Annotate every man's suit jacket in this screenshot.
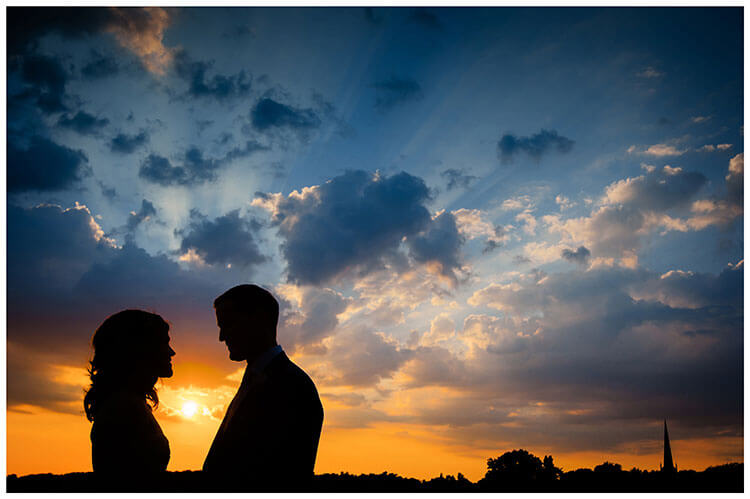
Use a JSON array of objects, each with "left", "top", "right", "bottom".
[{"left": 203, "top": 352, "right": 323, "bottom": 490}]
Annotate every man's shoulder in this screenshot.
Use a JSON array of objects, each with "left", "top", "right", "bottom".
[{"left": 268, "top": 353, "right": 320, "bottom": 396}]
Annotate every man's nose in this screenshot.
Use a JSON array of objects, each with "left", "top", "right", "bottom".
[
  {"left": 219, "top": 329, "right": 225, "bottom": 342},
  {"left": 169, "top": 346, "right": 176, "bottom": 357}
]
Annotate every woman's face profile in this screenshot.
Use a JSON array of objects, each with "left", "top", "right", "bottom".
[{"left": 149, "top": 329, "right": 175, "bottom": 378}]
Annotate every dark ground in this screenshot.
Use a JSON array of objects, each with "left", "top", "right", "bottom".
[{"left": 7, "top": 464, "right": 743, "bottom": 493}]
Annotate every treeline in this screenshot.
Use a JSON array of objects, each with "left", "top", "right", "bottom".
[{"left": 7, "top": 449, "right": 743, "bottom": 492}]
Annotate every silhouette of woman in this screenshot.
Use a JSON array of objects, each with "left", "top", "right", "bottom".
[{"left": 84, "top": 310, "right": 175, "bottom": 475}]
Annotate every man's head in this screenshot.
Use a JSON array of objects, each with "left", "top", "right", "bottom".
[{"left": 214, "top": 284, "right": 279, "bottom": 362}]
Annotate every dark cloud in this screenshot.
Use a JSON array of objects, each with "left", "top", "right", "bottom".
[
  {"left": 8, "top": 203, "right": 115, "bottom": 300},
  {"left": 513, "top": 254, "right": 532, "bottom": 264},
  {"left": 317, "top": 328, "right": 414, "bottom": 387},
  {"left": 373, "top": 77, "right": 422, "bottom": 111},
  {"left": 98, "top": 181, "right": 117, "bottom": 200},
  {"left": 57, "top": 110, "right": 109, "bottom": 135},
  {"left": 441, "top": 168, "right": 477, "bottom": 190},
  {"left": 109, "top": 129, "right": 150, "bottom": 154},
  {"left": 173, "top": 50, "right": 252, "bottom": 101},
  {"left": 177, "top": 209, "right": 266, "bottom": 268},
  {"left": 139, "top": 154, "right": 190, "bottom": 186},
  {"left": 250, "top": 97, "right": 321, "bottom": 132},
  {"left": 605, "top": 166, "right": 707, "bottom": 212},
  {"left": 176, "top": 146, "right": 221, "bottom": 183},
  {"left": 223, "top": 140, "right": 269, "bottom": 162},
  {"left": 561, "top": 245, "right": 591, "bottom": 266},
  {"left": 8, "top": 7, "right": 168, "bottom": 57},
  {"left": 422, "top": 264, "right": 745, "bottom": 450},
  {"left": 139, "top": 141, "right": 267, "bottom": 186},
  {"left": 406, "top": 9, "right": 444, "bottom": 30},
  {"left": 18, "top": 53, "right": 69, "bottom": 113},
  {"left": 126, "top": 199, "right": 157, "bottom": 232},
  {"left": 498, "top": 129, "right": 575, "bottom": 163},
  {"left": 258, "top": 170, "right": 436, "bottom": 285},
  {"left": 483, "top": 226, "right": 508, "bottom": 254},
  {"left": 81, "top": 50, "right": 119, "bottom": 79},
  {"left": 279, "top": 287, "right": 349, "bottom": 354},
  {"left": 7, "top": 202, "right": 228, "bottom": 412},
  {"left": 8, "top": 135, "right": 88, "bottom": 193},
  {"left": 408, "top": 211, "right": 465, "bottom": 283},
  {"left": 725, "top": 153, "right": 743, "bottom": 209},
  {"left": 8, "top": 7, "right": 118, "bottom": 56},
  {"left": 8, "top": 344, "right": 86, "bottom": 415}
]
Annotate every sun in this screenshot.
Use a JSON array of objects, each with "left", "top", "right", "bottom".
[{"left": 181, "top": 400, "right": 199, "bottom": 419}]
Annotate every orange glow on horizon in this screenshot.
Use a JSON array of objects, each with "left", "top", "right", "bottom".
[{"left": 6, "top": 363, "right": 744, "bottom": 481}]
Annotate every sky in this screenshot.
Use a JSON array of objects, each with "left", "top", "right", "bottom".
[{"left": 6, "top": 7, "right": 744, "bottom": 480}]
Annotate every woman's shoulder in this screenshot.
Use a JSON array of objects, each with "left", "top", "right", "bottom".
[{"left": 93, "top": 392, "right": 152, "bottom": 426}]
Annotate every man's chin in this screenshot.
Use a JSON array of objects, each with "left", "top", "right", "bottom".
[{"left": 228, "top": 351, "right": 246, "bottom": 362}]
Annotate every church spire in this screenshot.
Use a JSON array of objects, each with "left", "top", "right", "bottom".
[{"left": 662, "top": 419, "right": 676, "bottom": 473}]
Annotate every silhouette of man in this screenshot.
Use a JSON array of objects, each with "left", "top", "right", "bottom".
[{"left": 203, "top": 284, "right": 324, "bottom": 491}]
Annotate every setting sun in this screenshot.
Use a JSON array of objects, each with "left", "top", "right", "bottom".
[{"left": 181, "top": 401, "right": 199, "bottom": 419}]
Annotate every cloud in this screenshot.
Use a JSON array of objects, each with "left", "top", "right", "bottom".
[
  {"left": 686, "top": 153, "right": 743, "bottom": 230},
  {"left": 139, "top": 142, "right": 265, "bottom": 186},
  {"left": 8, "top": 344, "right": 88, "bottom": 415},
  {"left": 8, "top": 203, "right": 115, "bottom": 301},
  {"left": 629, "top": 143, "right": 687, "bottom": 156},
  {"left": 8, "top": 7, "right": 174, "bottom": 75},
  {"left": 691, "top": 115, "right": 711, "bottom": 124},
  {"left": 277, "top": 285, "right": 349, "bottom": 354},
  {"left": 498, "top": 129, "right": 574, "bottom": 163},
  {"left": 57, "top": 110, "right": 109, "bottom": 135},
  {"left": 254, "top": 170, "right": 467, "bottom": 286},
  {"left": 17, "top": 53, "right": 68, "bottom": 113},
  {"left": 441, "top": 168, "right": 477, "bottom": 190},
  {"left": 561, "top": 246, "right": 591, "bottom": 266},
  {"left": 126, "top": 199, "right": 157, "bottom": 232},
  {"left": 250, "top": 97, "right": 321, "bottom": 133},
  {"left": 314, "top": 327, "right": 414, "bottom": 387},
  {"left": 407, "top": 211, "right": 465, "bottom": 284},
  {"left": 555, "top": 194, "right": 575, "bottom": 210},
  {"left": 110, "top": 129, "right": 150, "bottom": 154},
  {"left": 173, "top": 49, "right": 252, "bottom": 101},
  {"left": 373, "top": 77, "right": 423, "bottom": 111},
  {"left": 177, "top": 209, "right": 266, "bottom": 269},
  {"left": 452, "top": 208, "right": 510, "bottom": 253},
  {"left": 139, "top": 154, "right": 191, "bottom": 186},
  {"left": 602, "top": 165, "right": 707, "bottom": 212},
  {"left": 501, "top": 195, "right": 534, "bottom": 211},
  {"left": 104, "top": 7, "right": 174, "bottom": 75},
  {"left": 543, "top": 162, "right": 735, "bottom": 266},
  {"left": 81, "top": 50, "right": 119, "bottom": 79},
  {"left": 697, "top": 143, "right": 732, "bottom": 152},
  {"left": 8, "top": 136, "right": 89, "bottom": 193}
]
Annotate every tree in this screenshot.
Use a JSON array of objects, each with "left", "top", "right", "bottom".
[
  {"left": 483, "top": 449, "right": 545, "bottom": 486},
  {"left": 542, "top": 455, "right": 563, "bottom": 480},
  {"left": 594, "top": 461, "right": 623, "bottom": 473}
]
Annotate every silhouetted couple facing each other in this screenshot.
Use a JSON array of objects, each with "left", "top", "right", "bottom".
[{"left": 84, "top": 284, "right": 324, "bottom": 490}]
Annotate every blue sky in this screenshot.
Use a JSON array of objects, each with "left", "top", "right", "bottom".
[{"left": 7, "top": 7, "right": 744, "bottom": 474}]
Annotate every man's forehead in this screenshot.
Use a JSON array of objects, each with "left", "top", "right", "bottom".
[{"left": 216, "top": 302, "right": 257, "bottom": 319}]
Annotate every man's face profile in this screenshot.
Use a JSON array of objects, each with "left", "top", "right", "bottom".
[
  {"left": 216, "top": 302, "right": 271, "bottom": 362},
  {"left": 216, "top": 304, "right": 252, "bottom": 361}
]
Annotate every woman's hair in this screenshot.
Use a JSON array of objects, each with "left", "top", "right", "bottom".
[{"left": 84, "top": 310, "right": 169, "bottom": 422}]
